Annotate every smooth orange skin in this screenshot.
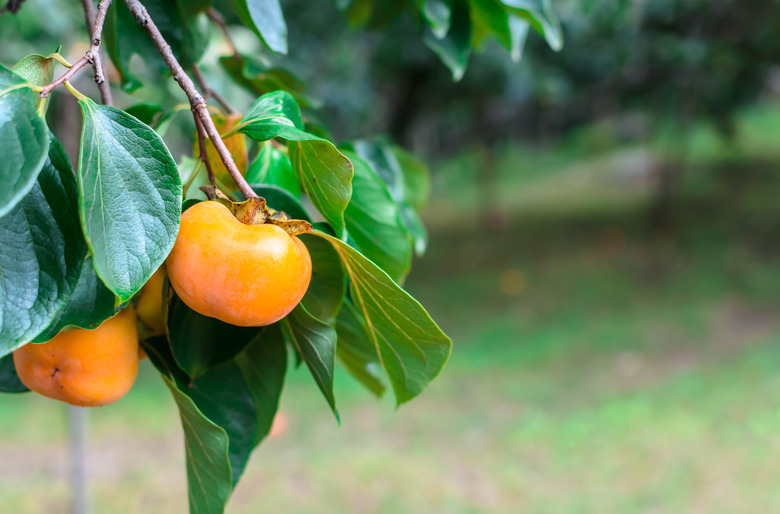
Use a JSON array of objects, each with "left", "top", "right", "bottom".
[
  {"left": 166, "top": 201, "right": 312, "bottom": 327},
  {"left": 13, "top": 308, "right": 140, "bottom": 407},
  {"left": 136, "top": 267, "right": 166, "bottom": 336}
]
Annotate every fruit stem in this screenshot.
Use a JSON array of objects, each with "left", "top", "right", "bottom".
[{"left": 123, "top": 0, "right": 258, "bottom": 200}]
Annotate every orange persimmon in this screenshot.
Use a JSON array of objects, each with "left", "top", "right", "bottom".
[{"left": 166, "top": 201, "right": 312, "bottom": 326}]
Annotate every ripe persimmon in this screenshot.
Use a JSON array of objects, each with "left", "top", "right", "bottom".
[
  {"left": 13, "top": 307, "right": 140, "bottom": 407},
  {"left": 136, "top": 267, "right": 166, "bottom": 337},
  {"left": 166, "top": 201, "right": 312, "bottom": 327}
]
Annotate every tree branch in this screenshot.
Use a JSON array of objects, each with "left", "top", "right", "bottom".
[
  {"left": 206, "top": 8, "right": 238, "bottom": 57},
  {"left": 40, "top": 56, "right": 92, "bottom": 97},
  {"left": 123, "top": 0, "right": 256, "bottom": 200},
  {"left": 84, "top": 0, "right": 114, "bottom": 106},
  {"left": 192, "top": 65, "right": 236, "bottom": 114},
  {"left": 41, "top": 0, "right": 112, "bottom": 102}
]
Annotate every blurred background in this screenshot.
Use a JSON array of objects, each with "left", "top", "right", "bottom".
[{"left": 3, "top": 0, "right": 780, "bottom": 511}]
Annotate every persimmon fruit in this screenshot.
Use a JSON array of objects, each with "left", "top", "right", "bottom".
[
  {"left": 136, "top": 267, "right": 166, "bottom": 337},
  {"left": 13, "top": 307, "right": 140, "bottom": 407},
  {"left": 166, "top": 201, "right": 312, "bottom": 327}
]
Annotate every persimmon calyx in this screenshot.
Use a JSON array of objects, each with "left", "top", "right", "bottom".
[{"left": 199, "top": 185, "right": 312, "bottom": 236}]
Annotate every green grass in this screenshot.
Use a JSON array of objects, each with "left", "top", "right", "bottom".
[{"left": 4, "top": 103, "right": 780, "bottom": 513}]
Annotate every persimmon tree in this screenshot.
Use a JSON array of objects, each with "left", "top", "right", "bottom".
[{"left": 0, "top": 0, "right": 561, "bottom": 512}]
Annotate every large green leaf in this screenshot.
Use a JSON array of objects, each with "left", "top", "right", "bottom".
[
  {"left": 246, "top": 142, "right": 301, "bottom": 198},
  {"left": 0, "top": 64, "right": 49, "bottom": 217},
  {"left": 392, "top": 145, "right": 431, "bottom": 213},
  {"left": 299, "top": 233, "right": 346, "bottom": 324},
  {"left": 352, "top": 141, "right": 429, "bottom": 256},
  {"left": 469, "top": 0, "right": 512, "bottom": 50},
  {"left": 336, "top": 301, "right": 386, "bottom": 397},
  {"left": 0, "top": 354, "right": 28, "bottom": 393},
  {"left": 233, "top": 323, "right": 287, "bottom": 446},
  {"left": 342, "top": 150, "right": 412, "bottom": 282},
  {"left": 314, "top": 232, "right": 451, "bottom": 405},
  {"left": 423, "top": 0, "right": 472, "bottom": 80},
  {"left": 219, "top": 55, "right": 317, "bottom": 109},
  {"left": 163, "top": 377, "right": 233, "bottom": 514},
  {"left": 31, "top": 256, "right": 119, "bottom": 343},
  {"left": 232, "top": 0, "right": 288, "bottom": 54},
  {"left": 167, "top": 291, "right": 264, "bottom": 380},
  {"left": 501, "top": 0, "right": 562, "bottom": 51},
  {"left": 187, "top": 361, "right": 257, "bottom": 485},
  {"left": 0, "top": 137, "right": 86, "bottom": 357},
  {"left": 76, "top": 99, "right": 182, "bottom": 303},
  {"left": 237, "top": 92, "right": 353, "bottom": 236},
  {"left": 421, "top": 0, "right": 453, "bottom": 38},
  {"left": 282, "top": 304, "right": 339, "bottom": 419},
  {"left": 104, "top": 0, "right": 210, "bottom": 90}
]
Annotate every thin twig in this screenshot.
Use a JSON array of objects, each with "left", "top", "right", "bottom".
[
  {"left": 123, "top": 0, "right": 256, "bottom": 200},
  {"left": 191, "top": 65, "right": 236, "bottom": 114},
  {"left": 206, "top": 8, "right": 239, "bottom": 57},
  {"left": 195, "top": 116, "right": 216, "bottom": 187},
  {"left": 0, "top": 0, "right": 26, "bottom": 17},
  {"left": 81, "top": 0, "right": 96, "bottom": 31},
  {"left": 41, "top": 0, "right": 112, "bottom": 102},
  {"left": 87, "top": 0, "right": 114, "bottom": 105},
  {"left": 40, "top": 56, "right": 91, "bottom": 97}
]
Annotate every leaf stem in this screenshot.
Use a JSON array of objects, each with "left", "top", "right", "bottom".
[
  {"left": 122, "top": 0, "right": 257, "bottom": 200},
  {"left": 191, "top": 64, "right": 237, "bottom": 114}
]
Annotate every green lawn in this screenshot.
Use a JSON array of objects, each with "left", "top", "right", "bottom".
[{"left": 3, "top": 105, "right": 780, "bottom": 513}]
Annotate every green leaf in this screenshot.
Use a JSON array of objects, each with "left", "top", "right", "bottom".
[
  {"left": 421, "top": 0, "right": 453, "bottom": 38},
  {"left": 469, "top": 0, "right": 512, "bottom": 50},
  {"left": 400, "top": 204, "right": 429, "bottom": 256},
  {"left": 246, "top": 142, "right": 301, "bottom": 197},
  {"left": 232, "top": 0, "right": 288, "bottom": 54},
  {"left": 352, "top": 141, "right": 403, "bottom": 201},
  {"left": 154, "top": 326, "right": 287, "bottom": 489},
  {"left": 219, "top": 55, "right": 318, "bottom": 109},
  {"left": 313, "top": 232, "right": 451, "bottom": 405},
  {"left": 299, "top": 233, "right": 346, "bottom": 324},
  {"left": 508, "top": 15, "right": 530, "bottom": 61},
  {"left": 353, "top": 142, "right": 430, "bottom": 255},
  {"left": 187, "top": 361, "right": 257, "bottom": 485},
  {"left": 238, "top": 92, "right": 353, "bottom": 236},
  {"left": 0, "top": 354, "right": 28, "bottom": 393},
  {"left": 336, "top": 301, "right": 386, "bottom": 397},
  {"left": 241, "top": 90, "right": 304, "bottom": 132},
  {"left": 32, "top": 256, "right": 120, "bottom": 343},
  {"left": 249, "top": 185, "right": 309, "bottom": 221},
  {"left": 76, "top": 99, "right": 182, "bottom": 303},
  {"left": 12, "top": 53, "right": 56, "bottom": 86},
  {"left": 104, "top": 0, "right": 210, "bottom": 90},
  {"left": 234, "top": 323, "right": 287, "bottom": 445},
  {"left": 0, "top": 64, "right": 50, "bottom": 218},
  {"left": 342, "top": 150, "right": 412, "bottom": 282},
  {"left": 163, "top": 376, "right": 233, "bottom": 514},
  {"left": 0, "top": 137, "right": 86, "bottom": 357},
  {"left": 167, "top": 291, "right": 264, "bottom": 380},
  {"left": 423, "top": 0, "right": 472, "bottom": 80},
  {"left": 282, "top": 304, "right": 339, "bottom": 420},
  {"left": 501, "top": 0, "right": 563, "bottom": 51}
]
